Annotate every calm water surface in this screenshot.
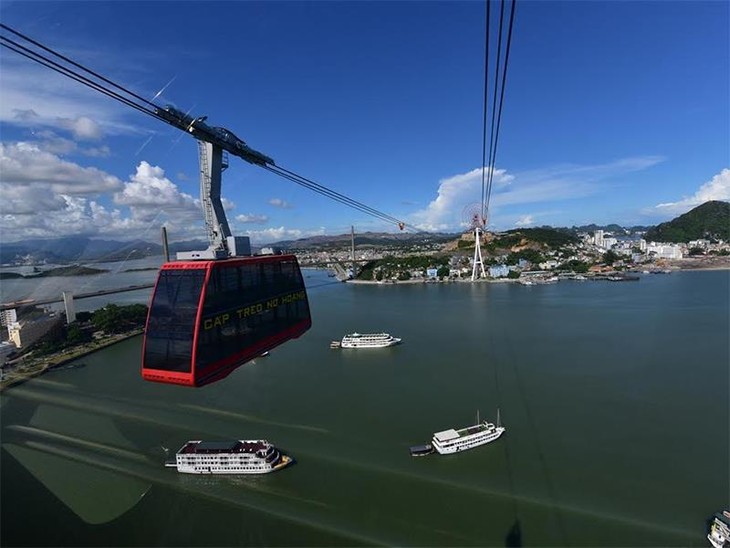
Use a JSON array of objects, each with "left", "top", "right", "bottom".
[{"left": 1, "top": 270, "right": 728, "bottom": 546}]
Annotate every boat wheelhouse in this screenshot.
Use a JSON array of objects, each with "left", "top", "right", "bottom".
[
  {"left": 431, "top": 411, "right": 504, "bottom": 455},
  {"left": 340, "top": 333, "right": 401, "bottom": 348},
  {"left": 165, "top": 440, "right": 291, "bottom": 474}
]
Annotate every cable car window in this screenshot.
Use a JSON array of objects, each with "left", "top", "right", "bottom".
[
  {"left": 196, "top": 260, "right": 310, "bottom": 370},
  {"left": 143, "top": 268, "right": 206, "bottom": 372}
]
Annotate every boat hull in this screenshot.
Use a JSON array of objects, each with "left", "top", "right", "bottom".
[
  {"left": 175, "top": 454, "right": 292, "bottom": 475},
  {"left": 340, "top": 339, "right": 400, "bottom": 348}
]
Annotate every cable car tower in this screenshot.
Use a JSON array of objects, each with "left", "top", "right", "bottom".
[
  {"left": 463, "top": 203, "right": 487, "bottom": 281},
  {"left": 155, "top": 106, "right": 274, "bottom": 259}
]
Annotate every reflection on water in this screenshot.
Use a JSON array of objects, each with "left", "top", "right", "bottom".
[{"left": 1, "top": 270, "right": 727, "bottom": 546}]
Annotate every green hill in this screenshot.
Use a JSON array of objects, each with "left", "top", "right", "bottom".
[{"left": 644, "top": 201, "right": 730, "bottom": 243}]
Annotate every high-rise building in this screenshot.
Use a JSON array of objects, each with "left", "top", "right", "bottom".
[
  {"left": 63, "top": 291, "right": 76, "bottom": 324},
  {"left": 594, "top": 230, "right": 604, "bottom": 248}
]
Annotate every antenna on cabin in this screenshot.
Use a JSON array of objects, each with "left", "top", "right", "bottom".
[{"left": 463, "top": 203, "right": 488, "bottom": 281}]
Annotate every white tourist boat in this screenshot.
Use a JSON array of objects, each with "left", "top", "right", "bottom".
[
  {"left": 165, "top": 440, "right": 292, "bottom": 474},
  {"left": 431, "top": 410, "right": 505, "bottom": 455},
  {"left": 708, "top": 510, "right": 730, "bottom": 548},
  {"left": 339, "top": 332, "right": 401, "bottom": 348}
]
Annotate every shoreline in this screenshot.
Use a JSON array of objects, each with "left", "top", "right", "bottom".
[
  {"left": 345, "top": 264, "right": 729, "bottom": 285},
  {"left": 0, "top": 329, "right": 143, "bottom": 391}
]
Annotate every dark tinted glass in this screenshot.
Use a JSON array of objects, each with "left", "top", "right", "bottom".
[
  {"left": 144, "top": 269, "right": 206, "bottom": 372},
  {"left": 197, "top": 258, "right": 310, "bottom": 369}
]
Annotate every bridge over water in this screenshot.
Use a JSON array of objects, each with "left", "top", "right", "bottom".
[{"left": 0, "top": 284, "right": 155, "bottom": 312}]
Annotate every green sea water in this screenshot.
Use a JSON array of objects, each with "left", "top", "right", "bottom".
[{"left": 1, "top": 270, "right": 728, "bottom": 546}]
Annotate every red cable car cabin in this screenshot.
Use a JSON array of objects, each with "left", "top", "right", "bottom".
[{"left": 142, "top": 255, "right": 311, "bottom": 387}]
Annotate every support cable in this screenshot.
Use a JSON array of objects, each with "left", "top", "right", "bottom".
[
  {"left": 484, "top": 0, "right": 517, "bottom": 214},
  {"left": 480, "top": 0, "right": 491, "bottom": 223},
  {"left": 0, "top": 38, "right": 161, "bottom": 122},
  {"left": 484, "top": 0, "right": 506, "bottom": 221},
  {"left": 264, "top": 165, "right": 420, "bottom": 232},
  {"left": 0, "top": 23, "right": 159, "bottom": 110}
]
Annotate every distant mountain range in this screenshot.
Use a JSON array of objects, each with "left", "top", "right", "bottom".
[
  {"left": 0, "top": 237, "right": 208, "bottom": 266},
  {"left": 1, "top": 201, "right": 725, "bottom": 264},
  {"left": 274, "top": 231, "right": 457, "bottom": 250}
]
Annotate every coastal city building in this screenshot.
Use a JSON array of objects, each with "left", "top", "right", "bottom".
[
  {"left": 646, "top": 243, "right": 683, "bottom": 259},
  {"left": 6, "top": 311, "right": 62, "bottom": 349},
  {"left": 594, "top": 230, "right": 604, "bottom": 248}
]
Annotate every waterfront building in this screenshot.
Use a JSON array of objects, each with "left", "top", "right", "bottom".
[
  {"left": 0, "top": 309, "right": 17, "bottom": 328},
  {"left": 8, "top": 313, "right": 62, "bottom": 349},
  {"left": 489, "top": 265, "right": 509, "bottom": 278},
  {"left": 647, "top": 243, "right": 683, "bottom": 259}
]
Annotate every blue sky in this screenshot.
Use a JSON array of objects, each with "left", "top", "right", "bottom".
[{"left": 0, "top": 1, "right": 727, "bottom": 244}]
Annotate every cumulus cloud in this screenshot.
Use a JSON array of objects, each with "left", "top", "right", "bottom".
[
  {"left": 114, "top": 161, "right": 201, "bottom": 224},
  {"left": 0, "top": 142, "right": 122, "bottom": 194},
  {"left": 242, "top": 226, "right": 326, "bottom": 244},
  {"left": 514, "top": 215, "right": 535, "bottom": 227},
  {"left": 0, "top": 149, "right": 206, "bottom": 241},
  {"left": 236, "top": 213, "right": 269, "bottom": 224},
  {"left": 409, "top": 167, "right": 513, "bottom": 231},
  {"left": 651, "top": 168, "right": 730, "bottom": 216},
  {"left": 1, "top": 195, "right": 148, "bottom": 241},
  {"left": 269, "top": 198, "right": 293, "bottom": 209}
]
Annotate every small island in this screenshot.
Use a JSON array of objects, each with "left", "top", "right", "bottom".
[{"left": 0, "top": 266, "right": 109, "bottom": 280}]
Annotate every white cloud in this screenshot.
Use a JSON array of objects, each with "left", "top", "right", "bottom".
[
  {"left": 0, "top": 148, "right": 206, "bottom": 241},
  {"left": 115, "top": 161, "right": 196, "bottom": 208},
  {"left": 651, "top": 168, "right": 730, "bottom": 216},
  {"left": 0, "top": 142, "right": 122, "bottom": 194},
  {"left": 114, "top": 162, "right": 202, "bottom": 226},
  {"left": 242, "top": 226, "right": 326, "bottom": 244},
  {"left": 410, "top": 156, "right": 665, "bottom": 231},
  {"left": 409, "top": 167, "right": 513, "bottom": 231},
  {"left": 236, "top": 213, "right": 269, "bottom": 224},
  {"left": 57, "top": 116, "right": 103, "bottom": 140},
  {"left": 269, "top": 198, "right": 293, "bottom": 209},
  {"left": 514, "top": 215, "right": 535, "bottom": 227}
]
